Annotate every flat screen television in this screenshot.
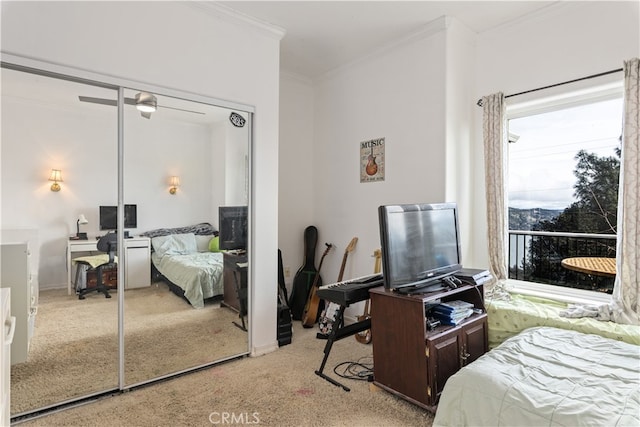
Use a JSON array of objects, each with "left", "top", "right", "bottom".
[
  {"left": 219, "top": 206, "right": 248, "bottom": 251},
  {"left": 378, "top": 202, "right": 462, "bottom": 293},
  {"left": 99, "top": 205, "right": 137, "bottom": 231}
]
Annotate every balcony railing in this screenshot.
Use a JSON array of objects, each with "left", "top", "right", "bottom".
[{"left": 508, "top": 230, "right": 616, "bottom": 294}]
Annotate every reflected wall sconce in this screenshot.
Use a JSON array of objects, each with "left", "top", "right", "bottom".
[
  {"left": 48, "top": 169, "right": 63, "bottom": 192},
  {"left": 169, "top": 176, "right": 180, "bottom": 195},
  {"left": 75, "top": 214, "right": 88, "bottom": 240}
]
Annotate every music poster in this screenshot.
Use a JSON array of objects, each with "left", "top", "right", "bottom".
[{"left": 360, "top": 137, "right": 385, "bottom": 183}]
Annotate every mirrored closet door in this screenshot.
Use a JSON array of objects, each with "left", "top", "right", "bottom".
[
  {"left": 0, "top": 61, "right": 252, "bottom": 418},
  {"left": 121, "top": 87, "right": 250, "bottom": 386},
  {"left": 1, "top": 67, "right": 120, "bottom": 415}
]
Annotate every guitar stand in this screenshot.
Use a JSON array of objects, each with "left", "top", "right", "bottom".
[{"left": 314, "top": 304, "right": 372, "bottom": 392}]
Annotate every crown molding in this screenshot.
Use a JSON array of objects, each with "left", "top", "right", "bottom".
[
  {"left": 188, "top": 1, "right": 286, "bottom": 40},
  {"left": 478, "top": 1, "right": 571, "bottom": 35},
  {"left": 319, "top": 15, "right": 451, "bottom": 84},
  {"left": 280, "top": 70, "right": 314, "bottom": 86}
]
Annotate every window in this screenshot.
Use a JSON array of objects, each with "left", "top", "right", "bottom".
[{"left": 506, "top": 87, "right": 622, "bottom": 297}]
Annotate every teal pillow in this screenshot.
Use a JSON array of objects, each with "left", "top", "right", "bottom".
[{"left": 208, "top": 236, "right": 220, "bottom": 252}]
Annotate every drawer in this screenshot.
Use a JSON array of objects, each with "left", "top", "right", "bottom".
[{"left": 70, "top": 242, "right": 97, "bottom": 252}]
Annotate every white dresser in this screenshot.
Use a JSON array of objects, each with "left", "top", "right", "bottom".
[
  {"left": 0, "top": 242, "right": 35, "bottom": 365},
  {"left": 1, "top": 288, "right": 14, "bottom": 427}
]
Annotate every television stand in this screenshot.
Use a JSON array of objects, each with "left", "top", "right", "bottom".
[{"left": 370, "top": 284, "right": 488, "bottom": 411}]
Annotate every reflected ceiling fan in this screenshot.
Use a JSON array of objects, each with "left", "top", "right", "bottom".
[{"left": 78, "top": 92, "right": 204, "bottom": 119}]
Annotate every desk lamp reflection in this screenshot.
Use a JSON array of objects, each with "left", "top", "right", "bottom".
[{"left": 75, "top": 214, "right": 89, "bottom": 240}]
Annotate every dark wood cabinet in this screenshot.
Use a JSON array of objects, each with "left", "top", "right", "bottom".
[
  {"left": 86, "top": 265, "right": 118, "bottom": 289},
  {"left": 426, "top": 315, "right": 487, "bottom": 400},
  {"left": 222, "top": 252, "right": 247, "bottom": 312},
  {"left": 370, "top": 284, "right": 488, "bottom": 412}
]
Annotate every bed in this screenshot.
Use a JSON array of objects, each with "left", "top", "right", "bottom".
[
  {"left": 142, "top": 223, "right": 224, "bottom": 309},
  {"left": 433, "top": 326, "right": 640, "bottom": 426}
]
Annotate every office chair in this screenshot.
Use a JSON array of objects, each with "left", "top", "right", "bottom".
[{"left": 75, "top": 233, "right": 117, "bottom": 300}]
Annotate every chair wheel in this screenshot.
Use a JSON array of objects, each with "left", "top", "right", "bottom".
[
  {"left": 105, "top": 294, "right": 111, "bottom": 298},
  {"left": 79, "top": 295, "right": 85, "bottom": 300}
]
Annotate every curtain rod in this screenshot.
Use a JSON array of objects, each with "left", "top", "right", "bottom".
[{"left": 476, "top": 67, "right": 624, "bottom": 107}]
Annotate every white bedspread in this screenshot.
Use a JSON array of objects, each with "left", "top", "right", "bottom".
[
  {"left": 434, "top": 326, "right": 640, "bottom": 426},
  {"left": 152, "top": 251, "right": 224, "bottom": 309}
]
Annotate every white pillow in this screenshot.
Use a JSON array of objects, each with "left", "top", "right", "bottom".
[
  {"left": 195, "top": 235, "right": 214, "bottom": 252},
  {"left": 152, "top": 233, "right": 198, "bottom": 258},
  {"left": 151, "top": 235, "right": 171, "bottom": 253}
]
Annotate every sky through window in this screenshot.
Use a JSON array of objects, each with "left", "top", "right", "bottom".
[{"left": 508, "top": 97, "right": 623, "bottom": 210}]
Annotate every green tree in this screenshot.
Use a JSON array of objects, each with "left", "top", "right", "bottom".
[
  {"left": 522, "top": 144, "right": 620, "bottom": 291},
  {"left": 537, "top": 145, "right": 620, "bottom": 234}
]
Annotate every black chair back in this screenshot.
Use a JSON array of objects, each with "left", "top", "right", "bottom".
[{"left": 97, "top": 233, "right": 118, "bottom": 263}]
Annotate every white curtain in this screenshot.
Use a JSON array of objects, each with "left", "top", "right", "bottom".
[
  {"left": 482, "top": 93, "right": 508, "bottom": 284},
  {"left": 481, "top": 60, "right": 640, "bottom": 325},
  {"left": 611, "top": 57, "right": 640, "bottom": 325}
]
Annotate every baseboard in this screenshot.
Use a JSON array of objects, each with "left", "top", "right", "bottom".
[
  {"left": 38, "top": 283, "right": 67, "bottom": 291},
  {"left": 250, "top": 341, "right": 279, "bottom": 357}
]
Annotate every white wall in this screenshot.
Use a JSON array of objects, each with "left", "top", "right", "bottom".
[
  {"left": 1, "top": 93, "right": 218, "bottom": 287},
  {"left": 278, "top": 18, "right": 452, "bottom": 318},
  {"left": 444, "top": 17, "right": 478, "bottom": 269},
  {"left": 313, "top": 21, "right": 449, "bottom": 281},
  {"left": 0, "top": 1, "right": 282, "bottom": 354},
  {"left": 278, "top": 1, "right": 639, "bottom": 318},
  {"left": 469, "top": 1, "right": 640, "bottom": 268},
  {"left": 224, "top": 121, "right": 250, "bottom": 206},
  {"left": 278, "top": 74, "right": 315, "bottom": 289}
]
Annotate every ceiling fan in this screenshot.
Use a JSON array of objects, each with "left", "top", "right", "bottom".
[{"left": 78, "top": 92, "right": 204, "bottom": 119}]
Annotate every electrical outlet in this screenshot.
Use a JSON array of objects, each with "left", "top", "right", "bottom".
[{"left": 284, "top": 267, "right": 291, "bottom": 278}]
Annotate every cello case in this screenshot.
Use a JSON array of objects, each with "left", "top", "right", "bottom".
[{"left": 288, "top": 225, "right": 321, "bottom": 320}]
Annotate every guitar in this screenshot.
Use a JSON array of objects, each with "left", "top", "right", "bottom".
[
  {"left": 301, "top": 243, "right": 333, "bottom": 328},
  {"left": 355, "top": 248, "right": 381, "bottom": 344},
  {"left": 318, "top": 237, "right": 358, "bottom": 335},
  {"left": 365, "top": 145, "right": 378, "bottom": 176},
  {"left": 288, "top": 226, "right": 319, "bottom": 320}
]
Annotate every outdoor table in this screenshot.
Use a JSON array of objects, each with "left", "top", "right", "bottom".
[{"left": 561, "top": 257, "right": 616, "bottom": 278}]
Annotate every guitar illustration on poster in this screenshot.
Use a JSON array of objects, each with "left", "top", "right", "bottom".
[{"left": 360, "top": 137, "right": 385, "bottom": 183}]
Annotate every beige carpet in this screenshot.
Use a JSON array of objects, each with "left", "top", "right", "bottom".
[
  {"left": 11, "top": 285, "right": 248, "bottom": 414},
  {"left": 18, "top": 319, "right": 435, "bottom": 427}
]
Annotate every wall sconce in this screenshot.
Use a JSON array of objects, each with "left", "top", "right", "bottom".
[
  {"left": 169, "top": 176, "right": 180, "bottom": 195},
  {"left": 48, "top": 169, "right": 63, "bottom": 192},
  {"left": 75, "top": 214, "right": 89, "bottom": 240}
]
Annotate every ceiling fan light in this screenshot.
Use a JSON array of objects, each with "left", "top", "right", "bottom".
[{"left": 135, "top": 92, "right": 157, "bottom": 113}]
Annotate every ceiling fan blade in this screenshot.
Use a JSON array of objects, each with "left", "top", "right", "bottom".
[
  {"left": 80, "top": 95, "right": 203, "bottom": 117},
  {"left": 158, "top": 105, "right": 205, "bottom": 115},
  {"left": 79, "top": 96, "right": 137, "bottom": 106},
  {"left": 78, "top": 96, "right": 117, "bottom": 106}
]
